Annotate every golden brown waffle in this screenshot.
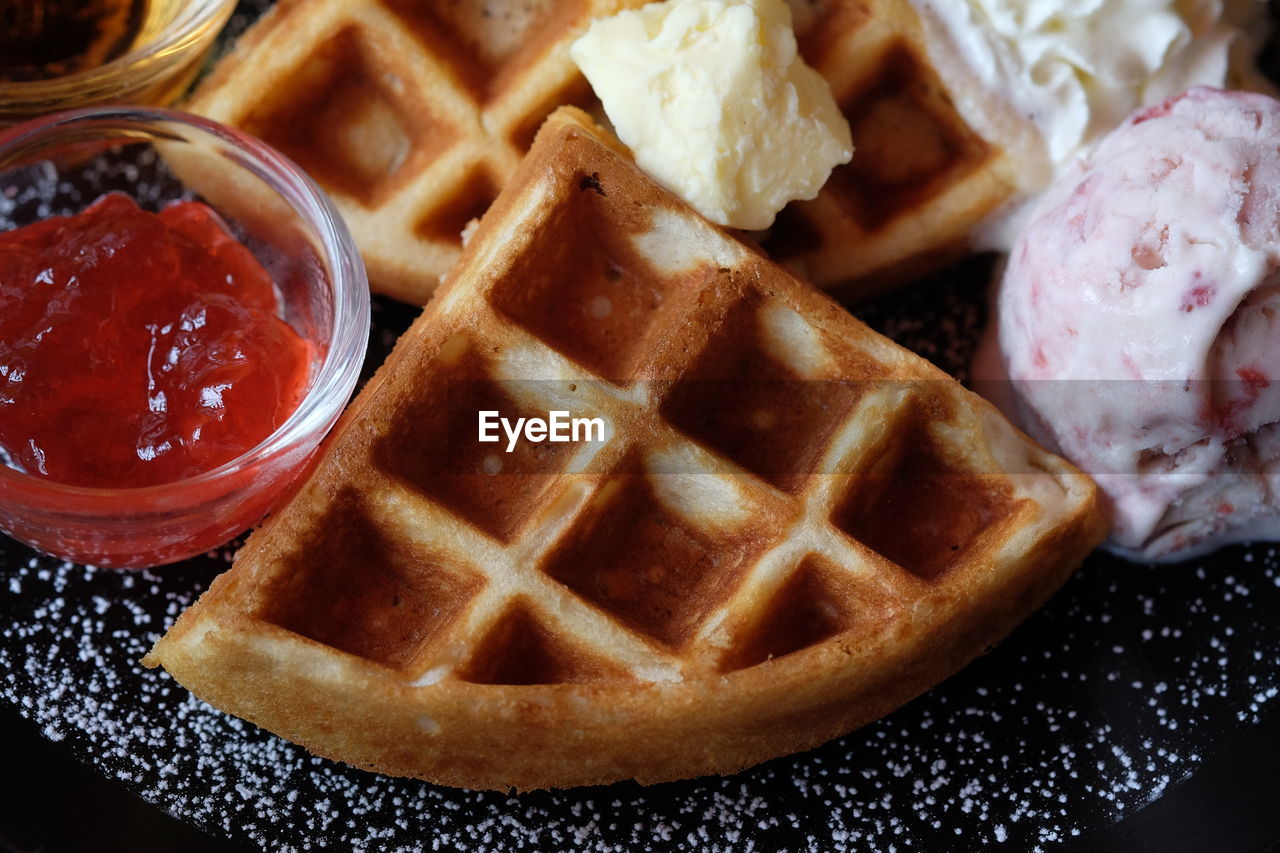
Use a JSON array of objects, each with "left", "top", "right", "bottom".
[
  {"left": 187, "top": 0, "right": 1013, "bottom": 303},
  {"left": 764, "top": 0, "right": 1019, "bottom": 295},
  {"left": 144, "top": 108, "right": 1104, "bottom": 790},
  {"left": 187, "top": 0, "right": 633, "bottom": 303}
]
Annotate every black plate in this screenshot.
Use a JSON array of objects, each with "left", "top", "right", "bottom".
[{"left": 4, "top": 4, "right": 1280, "bottom": 851}]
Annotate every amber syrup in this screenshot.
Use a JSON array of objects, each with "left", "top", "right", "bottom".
[{"left": 0, "top": 0, "right": 158, "bottom": 82}]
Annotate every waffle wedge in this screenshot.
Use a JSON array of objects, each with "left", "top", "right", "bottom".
[
  {"left": 144, "top": 108, "right": 1104, "bottom": 790},
  {"left": 186, "top": 0, "right": 1015, "bottom": 303}
]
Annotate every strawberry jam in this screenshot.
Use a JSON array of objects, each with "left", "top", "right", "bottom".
[{"left": 0, "top": 193, "right": 312, "bottom": 488}]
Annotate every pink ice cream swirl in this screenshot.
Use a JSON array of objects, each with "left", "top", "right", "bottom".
[{"left": 997, "top": 86, "right": 1280, "bottom": 561}]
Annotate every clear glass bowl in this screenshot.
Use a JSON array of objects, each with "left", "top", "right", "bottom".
[
  {"left": 0, "top": 0, "right": 236, "bottom": 126},
  {"left": 0, "top": 107, "right": 370, "bottom": 568}
]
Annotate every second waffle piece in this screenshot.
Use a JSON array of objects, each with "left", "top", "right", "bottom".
[
  {"left": 188, "top": 0, "right": 1016, "bottom": 303},
  {"left": 145, "top": 108, "right": 1104, "bottom": 790}
]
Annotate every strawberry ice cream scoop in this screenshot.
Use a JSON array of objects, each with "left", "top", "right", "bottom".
[{"left": 996, "top": 86, "right": 1280, "bottom": 561}]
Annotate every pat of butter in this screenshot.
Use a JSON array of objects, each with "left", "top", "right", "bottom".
[{"left": 571, "top": 0, "right": 853, "bottom": 231}]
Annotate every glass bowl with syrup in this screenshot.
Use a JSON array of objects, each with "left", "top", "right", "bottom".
[
  {"left": 0, "top": 0, "right": 236, "bottom": 125},
  {"left": 0, "top": 106, "right": 370, "bottom": 568}
]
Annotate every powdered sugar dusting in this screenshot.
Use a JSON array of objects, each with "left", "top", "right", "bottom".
[
  {"left": 3, "top": 533, "right": 1279, "bottom": 851},
  {"left": 0, "top": 146, "right": 191, "bottom": 229}
]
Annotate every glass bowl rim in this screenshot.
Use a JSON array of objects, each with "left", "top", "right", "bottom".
[{"left": 0, "top": 105, "right": 370, "bottom": 503}]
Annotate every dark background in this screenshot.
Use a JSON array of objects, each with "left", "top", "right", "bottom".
[{"left": 3, "top": 694, "right": 1279, "bottom": 852}]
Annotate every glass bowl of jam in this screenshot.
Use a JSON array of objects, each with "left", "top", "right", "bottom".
[
  {"left": 0, "top": 0, "right": 236, "bottom": 125},
  {"left": 0, "top": 106, "right": 370, "bottom": 567}
]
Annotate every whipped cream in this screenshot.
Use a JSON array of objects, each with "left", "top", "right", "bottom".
[{"left": 908, "top": 0, "right": 1267, "bottom": 248}]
